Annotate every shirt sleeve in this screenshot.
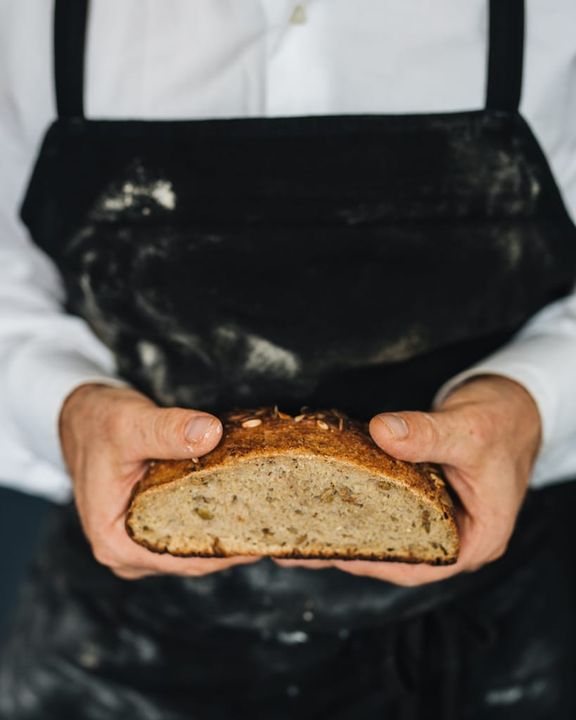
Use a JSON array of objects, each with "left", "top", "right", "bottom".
[
  {"left": 0, "top": 93, "right": 128, "bottom": 503},
  {"left": 433, "top": 286, "right": 576, "bottom": 488},
  {"left": 0, "top": 211, "right": 130, "bottom": 502}
]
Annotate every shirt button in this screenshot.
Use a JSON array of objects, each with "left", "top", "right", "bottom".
[{"left": 290, "top": 3, "right": 308, "bottom": 25}]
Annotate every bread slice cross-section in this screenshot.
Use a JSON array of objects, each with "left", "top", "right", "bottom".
[{"left": 126, "top": 407, "right": 459, "bottom": 565}]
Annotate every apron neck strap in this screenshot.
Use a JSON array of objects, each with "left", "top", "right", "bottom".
[
  {"left": 486, "top": 0, "right": 525, "bottom": 112},
  {"left": 54, "top": 0, "right": 89, "bottom": 119},
  {"left": 53, "top": 0, "right": 525, "bottom": 120}
]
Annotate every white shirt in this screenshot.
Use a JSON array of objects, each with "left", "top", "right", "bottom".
[{"left": 1, "top": 0, "right": 576, "bottom": 501}]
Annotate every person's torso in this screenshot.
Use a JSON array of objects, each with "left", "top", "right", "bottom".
[{"left": 18, "top": 0, "right": 576, "bottom": 631}]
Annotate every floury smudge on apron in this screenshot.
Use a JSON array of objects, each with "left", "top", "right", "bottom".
[{"left": 51, "top": 117, "right": 576, "bottom": 418}]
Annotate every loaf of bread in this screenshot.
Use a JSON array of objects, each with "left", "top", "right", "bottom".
[{"left": 126, "top": 407, "right": 459, "bottom": 565}]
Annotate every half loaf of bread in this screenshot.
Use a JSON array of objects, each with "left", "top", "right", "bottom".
[{"left": 126, "top": 407, "right": 459, "bottom": 564}]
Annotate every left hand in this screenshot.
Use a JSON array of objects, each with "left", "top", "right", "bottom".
[{"left": 274, "top": 375, "right": 542, "bottom": 586}]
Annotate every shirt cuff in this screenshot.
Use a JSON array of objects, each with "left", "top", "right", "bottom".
[
  {"left": 6, "top": 343, "right": 130, "bottom": 476},
  {"left": 433, "top": 334, "right": 576, "bottom": 487}
]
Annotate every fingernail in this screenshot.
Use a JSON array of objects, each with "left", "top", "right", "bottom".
[
  {"left": 377, "top": 414, "right": 409, "bottom": 440},
  {"left": 185, "top": 416, "right": 221, "bottom": 445}
]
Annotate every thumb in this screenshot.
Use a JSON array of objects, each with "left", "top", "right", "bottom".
[
  {"left": 132, "top": 406, "right": 223, "bottom": 460},
  {"left": 369, "top": 410, "right": 457, "bottom": 465}
]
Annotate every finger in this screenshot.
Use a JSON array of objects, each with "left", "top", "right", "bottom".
[
  {"left": 117, "top": 527, "right": 261, "bottom": 574},
  {"left": 156, "top": 556, "right": 262, "bottom": 577},
  {"left": 110, "top": 555, "right": 261, "bottom": 580},
  {"left": 108, "top": 557, "right": 260, "bottom": 580},
  {"left": 368, "top": 408, "right": 467, "bottom": 465},
  {"left": 109, "top": 566, "right": 159, "bottom": 580},
  {"left": 109, "top": 555, "right": 260, "bottom": 580},
  {"left": 273, "top": 559, "right": 334, "bottom": 569},
  {"left": 128, "top": 406, "right": 223, "bottom": 460},
  {"left": 106, "top": 535, "right": 261, "bottom": 577},
  {"left": 331, "top": 558, "right": 461, "bottom": 586}
]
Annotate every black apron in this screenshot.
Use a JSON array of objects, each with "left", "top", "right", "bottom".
[{"left": 1, "top": 1, "right": 575, "bottom": 717}]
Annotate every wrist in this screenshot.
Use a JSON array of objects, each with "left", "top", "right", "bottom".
[
  {"left": 440, "top": 374, "right": 542, "bottom": 463},
  {"left": 59, "top": 381, "right": 113, "bottom": 426},
  {"left": 58, "top": 382, "right": 132, "bottom": 461}
]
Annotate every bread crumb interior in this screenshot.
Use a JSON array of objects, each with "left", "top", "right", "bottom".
[{"left": 130, "top": 455, "right": 454, "bottom": 563}]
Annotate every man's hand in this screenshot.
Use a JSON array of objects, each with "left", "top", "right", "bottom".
[
  {"left": 275, "top": 375, "right": 542, "bottom": 585},
  {"left": 59, "top": 383, "right": 260, "bottom": 580}
]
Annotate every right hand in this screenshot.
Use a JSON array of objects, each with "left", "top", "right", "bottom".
[{"left": 59, "top": 383, "right": 261, "bottom": 579}]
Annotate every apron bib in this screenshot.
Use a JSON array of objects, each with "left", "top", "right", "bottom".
[{"left": 1, "top": 0, "right": 575, "bottom": 717}]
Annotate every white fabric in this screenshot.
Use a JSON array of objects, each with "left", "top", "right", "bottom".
[{"left": 1, "top": 0, "right": 576, "bottom": 500}]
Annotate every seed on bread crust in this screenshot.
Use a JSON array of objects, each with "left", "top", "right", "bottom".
[{"left": 242, "top": 418, "right": 263, "bottom": 428}]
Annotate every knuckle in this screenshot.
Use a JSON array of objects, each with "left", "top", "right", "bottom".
[
  {"left": 421, "top": 413, "right": 441, "bottom": 447},
  {"left": 110, "top": 567, "right": 140, "bottom": 580},
  {"left": 92, "top": 545, "right": 115, "bottom": 568},
  {"left": 90, "top": 534, "right": 122, "bottom": 569},
  {"left": 464, "top": 558, "right": 486, "bottom": 573},
  {"left": 464, "top": 409, "right": 493, "bottom": 449},
  {"left": 183, "top": 565, "right": 209, "bottom": 577},
  {"left": 394, "top": 573, "right": 424, "bottom": 588},
  {"left": 395, "top": 578, "right": 417, "bottom": 588},
  {"left": 147, "top": 559, "right": 200, "bottom": 577},
  {"left": 106, "top": 410, "right": 132, "bottom": 445},
  {"left": 488, "top": 542, "right": 509, "bottom": 563},
  {"left": 466, "top": 541, "right": 508, "bottom": 573},
  {"left": 152, "top": 409, "right": 182, "bottom": 444}
]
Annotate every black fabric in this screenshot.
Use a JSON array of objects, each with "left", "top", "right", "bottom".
[
  {"left": 2, "top": 0, "right": 576, "bottom": 716},
  {"left": 1, "top": 482, "right": 575, "bottom": 719},
  {"left": 486, "top": 0, "right": 525, "bottom": 111},
  {"left": 53, "top": 0, "right": 88, "bottom": 119},
  {"left": 19, "top": 112, "right": 576, "bottom": 416}
]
